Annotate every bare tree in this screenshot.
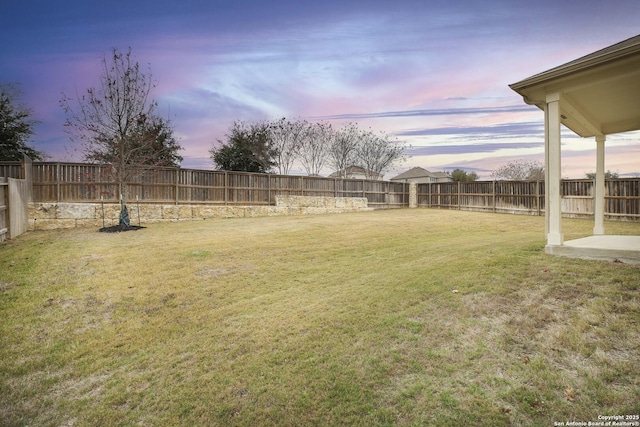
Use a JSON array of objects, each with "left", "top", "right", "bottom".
[
  {"left": 298, "top": 121, "right": 331, "bottom": 176},
  {"left": 355, "top": 130, "right": 407, "bottom": 180},
  {"left": 61, "top": 48, "right": 181, "bottom": 202},
  {"left": 491, "top": 160, "right": 544, "bottom": 181},
  {"left": 327, "top": 123, "right": 359, "bottom": 178},
  {"left": 269, "top": 117, "right": 307, "bottom": 175}
]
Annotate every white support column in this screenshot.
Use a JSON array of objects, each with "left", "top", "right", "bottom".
[
  {"left": 543, "top": 104, "right": 549, "bottom": 237},
  {"left": 546, "top": 93, "right": 564, "bottom": 246},
  {"left": 593, "top": 135, "right": 606, "bottom": 235}
]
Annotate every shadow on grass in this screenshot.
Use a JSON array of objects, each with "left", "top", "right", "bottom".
[{"left": 98, "top": 225, "right": 146, "bottom": 233}]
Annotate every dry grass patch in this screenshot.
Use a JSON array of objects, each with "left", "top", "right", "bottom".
[{"left": 1, "top": 209, "right": 639, "bottom": 426}]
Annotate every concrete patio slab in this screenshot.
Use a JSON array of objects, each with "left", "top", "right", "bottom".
[{"left": 546, "top": 235, "right": 640, "bottom": 264}]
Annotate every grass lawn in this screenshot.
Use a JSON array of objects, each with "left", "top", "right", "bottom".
[{"left": 1, "top": 209, "right": 639, "bottom": 426}]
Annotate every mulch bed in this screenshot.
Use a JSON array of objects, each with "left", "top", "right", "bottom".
[{"left": 98, "top": 225, "right": 146, "bottom": 233}]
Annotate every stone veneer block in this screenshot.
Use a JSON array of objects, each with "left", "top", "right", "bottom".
[
  {"left": 29, "top": 203, "right": 58, "bottom": 219},
  {"left": 135, "top": 204, "right": 163, "bottom": 219},
  {"left": 245, "top": 206, "right": 271, "bottom": 217},
  {"left": 162, "top": 205, "right": 193, "bottom": 219},
  {"left": 58, "top": 203, "right": 96, "bottom": 219},
  {"left": 193, "top": 206, "right": 228, "bottom": 219},
  {"left": 226, "top": 206, "right": 247, "bottom": 217}
]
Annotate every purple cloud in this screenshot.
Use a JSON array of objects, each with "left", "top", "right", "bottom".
[
  {"left": 397, "top": 122, "right": 543, "bottom": 139},
  {"left": 312, "top": 105, "right": 537, "bottom": 121},
  {"left": 407, "top": 142, "right": 543, "bottom": 156}
]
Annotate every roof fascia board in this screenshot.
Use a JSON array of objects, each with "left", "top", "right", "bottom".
[
  {"left": 544, "top": 56, "right": 640, "bottom": 94},
  {"left": 509, "top": 39, "right": 640, "bottom": 91}
]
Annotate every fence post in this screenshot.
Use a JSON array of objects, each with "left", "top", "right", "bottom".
[
  {"left": 458, "top": 182, "right": 461, "bottom": 210},
  {"left": 405, "top": 182, "right": 409, "bottom": 207},
  {"left": 224, "top": 171, "right": 228, "bottom": 206},
  {"left": 386, "top": 181, "right": 390, "bottom": 208},
  {"left": 56, "top": 163, "right": 61, "bottom": 202},
  {"left": 0, "top": 178, "right": 8, "bottom": 242},
  {"left": 492, "top": 180, "right": 496, "bottom": 213},
  {"left": 536, "top": 180, "right": 541, "bottom": 216},
  {"left": 175, "top": 168, "right": 179, "bottom": 205},
  {"left": 21, "top": 155, "right": 33, "bottom": 203},
  {"left": 185, "top": 169, "right": 193, "bottom": 205}
]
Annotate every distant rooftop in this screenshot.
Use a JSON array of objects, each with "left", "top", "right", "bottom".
[{"left": 390, "top": 167, "right": 449, "bottom": 180}]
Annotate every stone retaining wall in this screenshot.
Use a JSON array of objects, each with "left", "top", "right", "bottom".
[{"left": 27, "top": 196, "right": 370, "bottom": 230}]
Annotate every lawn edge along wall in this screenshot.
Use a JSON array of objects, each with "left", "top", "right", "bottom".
[{"left": 27, "top": 196, "right": 371, "bottom": 230}]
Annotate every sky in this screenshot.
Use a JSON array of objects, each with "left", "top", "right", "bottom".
[{"left": 1, "top": 0, "right": 639, "bottom": 179}]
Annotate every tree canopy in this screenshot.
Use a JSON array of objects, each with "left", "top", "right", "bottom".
[
  {"left": 450, "top": 169, "right": 478, "bottom": 182},
  {"left": 61, "top": 48, "right": 182, "bottom": 198},
  {"left": 355, "top": 129, "right": 406, "bottom": 180},
  {"left": 326, "top": 123, "right": 359, "bottom": 178},
  {"left": 0, "top": 83, "right": 46, "bottom": 161},
  {"left": 211, "top": 118, "right": 408, "bottom": 179},
  {"left": 491, "top": 160, "right": 544, "bottom": 181},
  {"left": 268, "top": 118, "right": 308, "bottom": 175},
  {"left": 210, "top": 120, "right": 276, "bottom": 173},
  {"left": 298, "top": 121, "right": 331, "bottom": 176},
  {"left": 585, "top": 170, "right": 619, "bottom": 179}
]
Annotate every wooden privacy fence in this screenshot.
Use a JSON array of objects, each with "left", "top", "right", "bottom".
[
  {"left": 417, "top": 179, "right": 640, "bottom": 220},
  {"left": 0, "top": 176, "right": 31, "bottom": 242},
  {"left": 1, "top": 161, "right": 639, "bottom": 220},
  {"left": 0, "top": 162, "right": 408, "bottom": 209},
  {"left": 0, "top": 157, "right": 32, "bottom": 240},
  {"left": 418, "top": 181, "right": 544, "bottom": 215},
  {"left": 0, "top": 178, "right": 8, "bottom": 241}
]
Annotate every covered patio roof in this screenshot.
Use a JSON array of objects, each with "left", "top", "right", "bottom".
[
  {"left": 510, "top": 35, "right": 640, "bottom": 137},
  {"left": 509, "top": 35, "right": 640, "bottom": 263}
]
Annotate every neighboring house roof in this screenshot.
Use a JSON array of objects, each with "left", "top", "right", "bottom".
[
  {"left": 509, "top": 34, "right": 640, "bottom": 138},
  {"left": 329, "top": 166, "right": 382, "bottom": 179},
  {"left": 390, "top": 167, "right": 449, "bottom": 181}
]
